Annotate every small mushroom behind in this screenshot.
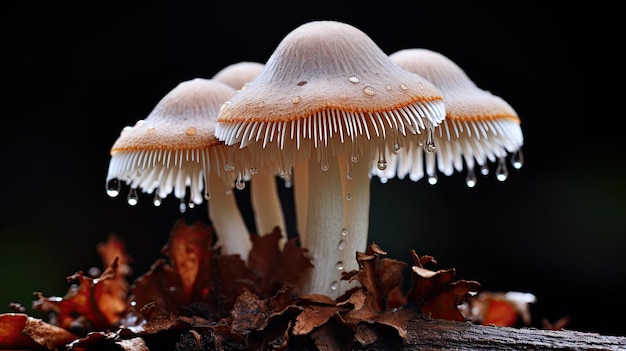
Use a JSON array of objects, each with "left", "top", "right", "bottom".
[
  {"left": 105, "top": 78, "right": 253, "bottom": 262},
  {"left": 374, "top": 48, "right": 524, "bottom": 186},
  {"left": 215, "top": 21, "right": 446, "bottom": 298},
  {"left": 212, "top": 61, "right": 288, "bottom": 249}
]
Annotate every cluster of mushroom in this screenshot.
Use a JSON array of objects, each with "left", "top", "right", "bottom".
[{"left": 105, "top": 20, "right": 523, "bottom": 299}]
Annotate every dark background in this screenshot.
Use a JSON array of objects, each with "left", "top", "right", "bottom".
[{"left": 1, "top": 1, "right": 622, "bottom": 336}]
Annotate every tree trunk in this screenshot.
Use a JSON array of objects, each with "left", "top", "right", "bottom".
[{"left": 393, "top": 316, "right": 626, "bottom": 351}]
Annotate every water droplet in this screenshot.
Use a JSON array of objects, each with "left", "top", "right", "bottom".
[
  {"left": 130, "top": 300, "right": 137, "bottom": 307},
  {"left": 496, "top": 158, "right": 509, "bottom": 181},
  {"left": 204, "top": 191, "right": 211, "bottom": 200},
  {"left": 225, "top": 189, "right": 232, "bottom": 195},
  {"left": 283, "top": 173, "right": 293, "bottom": 184},
  {"left": 423, "top": 141, "right": 435, "bottom": 153},
  {"left": 424, "top": 128, "right": 436, "bottom": 153},
  {"left": 185, "top": 127, "right": 196, "bottom": 136},
  {"left": 465, "top": 168, "right": 477, "bottom": 188},
  {"left": 284, "top": 181, "right": 293, "bottom": 188},
  {"left": 427, "top": 173, "right": 438, "bottom": 185},
  {"left": 337, "top": 240, "right": 345, "bottom": 250},
  {"left": 341, "top": 228, "right": 348, "bottom": 237},
  {"left": 88, "top": 267, "right": 101, "bottom": 277},
  {"left": 188, "top": 201, "right": 195, "bottom": 209},
  {"left": 346, "top": 193, "right": 352, "bottom": 201},
  {"left": 400, "top": 83, "right": 408, "bottom": 91},
  {"left": 363, "top": 86, "right": 376, "bottom": 96},
  {"left": 236, "top": 178, "right": 245, "bottom": 190},
  {"left": 392, "top": 131, "right": 401, "bottom": 152},
  {"left": 249, "top": 167, "right": 259, "bottom": 175},
  {"left": 377, "top": 144, "right": 387, "bottom": 170},
  {"left": 351, "top": 140, "right": 359, "bottom": 162},
  {"left": 179, "top": 201, "right": 187, "bottom": 213},
  {"left": 292, "top": 96, "right": 301, "bottom": 104},
  {"left": 153, "top": 192, "right": 162, "bottom": 206},
  {"left": 169, "top": 286, "right": 176, "bottom": 292},
  {"left": 346, "top": 158, "right": 354, "bottom": 180},
  {"left": 330, "top": 281, "right": 338, "bottom": 291},
  {"left": 224, "top": 161, "right": 235, "bottom": 172},
  {"left": 127, "top": 188, "right": 139, "bottom": 206},
  {"left": 511, "top": 149, "right": 524, "bottom": 169},
  {"left": 136, "top": 170, "right": 142, "bottom": 177},
  {"left": 480, "top": 164, "right": 490, "bottom": 176},
  {"left": 106, "top": 179, "right": 121, "bottom": 197},
  {"left": 379, "top": 177, "right": 388, "bottom": 184},
  {"left": 385, "top": 85, "right": 392, "bottom": 90},
  {"left": 320, "top": 149, "right": 329, "bottom": 171},
  {"left": 241, "top": 83, "right": 250, "bottom": 91},
  {"left": 336, "top": 261, "right": 344, "bottom": 270},
  {"left": 348, "top": 75, "right": 360, "bottom": 83}
]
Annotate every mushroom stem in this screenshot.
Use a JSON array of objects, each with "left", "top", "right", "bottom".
[
  {"left": 293, "top": 158, "right": 309, "bottom": 247},
  {"left": 207, "top": 169, "right": 252, "bottom": 262},
  {"left": 250, "top": 172, "right": 287, "bottom": 248},
  {"left": 298, "top": 156, "right": 344, "bottom": 298},
  {"left": 338, "top": 154, "right": 371, "bottom": 293}
]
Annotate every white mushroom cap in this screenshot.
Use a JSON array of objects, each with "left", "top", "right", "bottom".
[
  {"left": 106, "top": 78, "right": 238, "bottom": 208},
  {"left": 212, "top": 61, "right": 265, "bottom": 91},
  {"left": 374, "top": 48, "right": 524, "bottom": 186},
  {"left": 215, "top": 20, "right": 446, "bottom": 174}
]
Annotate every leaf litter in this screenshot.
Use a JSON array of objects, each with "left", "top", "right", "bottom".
[{"left": 0, "top": 218, "right": 556, "bottom": 350}]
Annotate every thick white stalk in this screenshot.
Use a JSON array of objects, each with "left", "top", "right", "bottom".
[
  {"left": 337, "top": 154, "right": 371, "bottom": 294},
  {"left": 298, "top": 156, "right": 343, "bottom": 299},
  {"left": 207, "top": 170, "right": 252, "bottom": 262},
  {"left": 250, "top": 172, "right": 287, "bottom": 248},
  {"left": 293, "top": 158, "right": 309, "bottom": 247}
]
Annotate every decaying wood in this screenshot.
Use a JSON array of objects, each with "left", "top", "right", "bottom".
[{"left": 396, "top": 316, "right": 626, "bottom": 351}]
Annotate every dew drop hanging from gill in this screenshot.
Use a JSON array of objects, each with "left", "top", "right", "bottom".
[{"left": 106, "top": 179, "right": 121, "bottom": 197}]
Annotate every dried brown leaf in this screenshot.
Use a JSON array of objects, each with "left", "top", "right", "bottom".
[
  {"left": 32, "top": 258, "right": 125, "bottom": 332},
  {"left": 0, "top": 313, "right": 77, "bottom": 350},
  {"left": 248, "top": 228, "right": 314, "bottom": 296},
  {"left": 231, "top": 289, "right": 268, "bottom": 333},
  {"left": 293, "top": 305, "right": 340, "bottom": 336},
  {"left": 161, "top": 218, "right": 213, "bottom": 302},
  {"left": 406, "top": 250, "right": 480, "bottom": 322},
  {"left": 129, "top": 258, "right": 188, "bottom": 319}
]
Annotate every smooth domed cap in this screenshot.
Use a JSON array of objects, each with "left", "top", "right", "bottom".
[
  {"left": 212, "top": 61, "right": 265, "bottom": 90},
  {"left": 216, "top": 21, "right": 445, "bottom": 147},
  {"left": 111, "top": 78, "right": 236, "bottom": 154}
]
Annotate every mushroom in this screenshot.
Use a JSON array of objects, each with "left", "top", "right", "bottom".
[
  {"left": 215, "top": 20, "right": 446, "bottom": 298},
  {"left": 212, "top": 61, "right": 264, "bottom": 91},
  {"left": 105, "top": 78, "right": 253, "bottom": 261},
  {"left": 212, "top": 61, "right": 288, "bottom": 248},
  {"left": 373, "top": 48, "right": 524, "bottom": 186}
]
